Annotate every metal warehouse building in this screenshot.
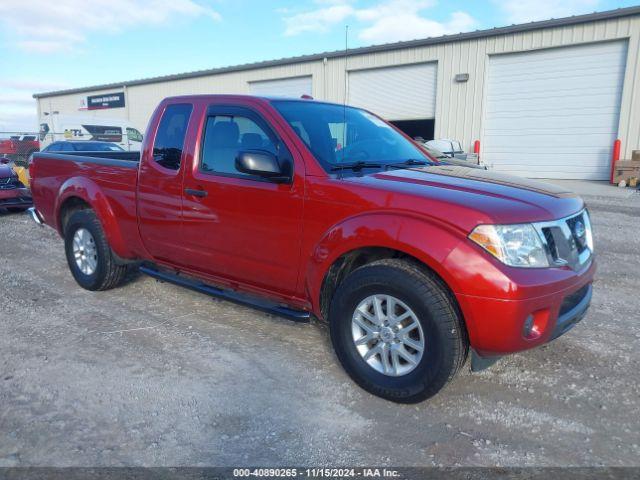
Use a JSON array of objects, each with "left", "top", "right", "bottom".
[{"left": 34, "top": 6, "right": 640, "bottom": 180}]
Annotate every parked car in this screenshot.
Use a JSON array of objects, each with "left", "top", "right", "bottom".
[
  {"left": 15, "top": 142, "right": 124, "bottom": 188},
  {"left": 420, "top": 143, "right": 486, "bottom": 169},
  {"left": 424, "top": 138, "right": 479, "bottom": 163},
  {"left": 0, "top": 134, "right": 40, "bottom": 165},
  {"left": 29, "top": 96, "right": 595, "bottom": 403},
  {"left": 425, "top": 138, "right": 464, "bottom": 156},
  {"left": 39, "top": 115, "right": 143, "bottom": 152},
  {"left": 41, "top": 141, "right": 126, "bottom": 153},
  {"left": 0, "top": 158, "right": 32, "bottom": 212}
]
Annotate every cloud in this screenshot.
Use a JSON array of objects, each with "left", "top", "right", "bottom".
[
  {"left": 282, "top": 0, "right": 477, "bottom": 43},
  {"left": 0, "top": 80, "right": 69, "bottom": 92},
  {"left": 495, "top": 0, "right": 600, "bottom": 24},
  {"left": 0, "top": 112, "right": 39, "bottom": 134},
  {"left": 284, "top": 4, "right": 355, "bottom": 36},
  {"left": 357, "top": 6, "right": 476, "bottom": 43},
  {"left": 360, "top": 11, "right": 476, "bottom": 43},
  {"left": 0, "top": 80, "right": 69, "bottom": 133},
  {"left": 0, "top": 104, "right": 38, "bottom": 133},
  {"left": 0, "top": 0, "right": 221, "bottom": 53},
  {"left": 0, "top": 94, "right": 39, "bottom": 107}
]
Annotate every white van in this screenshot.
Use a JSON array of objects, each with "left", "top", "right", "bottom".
[{"left": 39, "top": 114, "right": 144, "bottom": 151}]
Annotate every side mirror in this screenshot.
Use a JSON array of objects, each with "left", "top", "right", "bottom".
[{"left": 236, "top": 150, "right": 290, "bottom": 183}]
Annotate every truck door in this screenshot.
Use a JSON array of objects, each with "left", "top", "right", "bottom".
[
  {"left": 137, "top": 103, "right": 194, "bottom": 262},
  {"left": 179, "top": 104, "right": 304, "bottom": 297}
]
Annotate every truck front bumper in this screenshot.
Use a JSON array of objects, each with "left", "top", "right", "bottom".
[
  {"left": 549, "top": 283, "right": 592, "bottom": 341},
  {"left": 0, "top": 187, "right": 32, "bottom": 208},
  {"left": 456, "top": 258, "right": 596, "bottom": 360}
]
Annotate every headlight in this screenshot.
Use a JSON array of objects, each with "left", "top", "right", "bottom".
[
  {"left": 469, "top": 223, "right": 549, "bottom": 268},
  {"left": 582, "top": 209, "right": 594, "bottom": 252}
]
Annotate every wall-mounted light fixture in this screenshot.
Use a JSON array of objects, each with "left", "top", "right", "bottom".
[{"left": 455, "top": 73, "right": 470, "bottom": 83}]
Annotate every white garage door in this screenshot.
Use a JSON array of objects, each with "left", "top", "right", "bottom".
[
  {"left": 348, "top": 63, "right": 437, "bottom": 120},
  {"left": 483, "top": 41, "right": 627, "bottom": 180},
  {"left": 248, "top": 76, "right": 312, "bottom": 98}
]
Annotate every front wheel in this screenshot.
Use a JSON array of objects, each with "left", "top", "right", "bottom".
[
  {"left": 64, "top": 209, "right": 127, "bottom": 291},
  {"left": 329, "top": 259, "right": 468, "bottom": 403}
]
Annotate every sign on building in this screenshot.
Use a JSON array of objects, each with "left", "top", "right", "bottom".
[{"left": 86, "top": 92, "right": 125, "bottom": 110}]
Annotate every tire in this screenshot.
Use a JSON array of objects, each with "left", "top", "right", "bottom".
[
  {"left": 329, "top": 258, "right": 468, "bottom": 403},
  {"left": 64, "top": 209, "right": 127, "bottom": 291}
]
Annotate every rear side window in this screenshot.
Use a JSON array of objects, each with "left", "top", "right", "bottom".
[{"left": 153, "top": 104, "right": 193, "bottom": 170}]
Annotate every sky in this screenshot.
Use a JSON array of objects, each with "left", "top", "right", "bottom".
[{"left": 0, "top": 0, "right": 637, "bottom": 132}]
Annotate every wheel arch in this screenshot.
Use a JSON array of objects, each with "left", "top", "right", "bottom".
[
  {"left": 55, "top": 177, "right": 131, "bottom": 259},
  {"left": 306, "top": 212, "right": 468, "bottom": 321},
  {"left": 58, "top": 196, "right": 91, "bottom": 234}
]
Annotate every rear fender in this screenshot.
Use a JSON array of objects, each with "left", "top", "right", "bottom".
[
  {"left": 55, "top": 176, "right": 131, "bottom": 259},
  {"left": 305, "top": 212, "right": 467, "bottom": 316}
]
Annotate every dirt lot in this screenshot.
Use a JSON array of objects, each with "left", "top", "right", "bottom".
[{"left": 1, "top": 184, "right": 639, "bottom": 467}]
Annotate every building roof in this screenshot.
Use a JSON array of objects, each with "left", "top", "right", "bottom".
[{"left": 33, "top": 5, "right": 640, "bottom": 99}]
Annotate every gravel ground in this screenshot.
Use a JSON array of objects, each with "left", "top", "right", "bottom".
[{"left": 0, "top": 184, "right": 639, "bottom": 467}]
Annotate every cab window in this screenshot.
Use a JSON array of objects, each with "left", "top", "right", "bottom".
[
  {"left": 152, "top": 104, "right": 193, "bottom": 170},
  {"left": 200, "top": 115, "right": 276, "bottom": 177}
]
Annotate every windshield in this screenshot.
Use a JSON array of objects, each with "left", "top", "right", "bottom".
[
  {"left": 73, "top": 142, "right": 124, "bottom": 152},
  {"left": 271, "top": 100, "right": 431, "bottom": 171}
]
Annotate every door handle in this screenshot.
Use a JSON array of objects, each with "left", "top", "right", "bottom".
[{"left": 184, "top": 188, "right": 208, "bottom": 198}]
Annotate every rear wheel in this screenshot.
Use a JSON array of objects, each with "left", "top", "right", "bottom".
[
  {"left": 64, "top": 209, "right": 127, "bottom": 291},
  {"left": 329, "top": 259, "right": 468, "bottom": 403}
]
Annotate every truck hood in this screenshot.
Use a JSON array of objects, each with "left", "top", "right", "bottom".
[{"left": 351, "top": 165, "right": 584, "bottom": 226}]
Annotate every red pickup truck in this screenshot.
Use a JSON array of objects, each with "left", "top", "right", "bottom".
[{"left": 29, "top": 95, "right": 595, "bottom": 402}]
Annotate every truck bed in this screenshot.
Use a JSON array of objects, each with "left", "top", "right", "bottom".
[
  {"left": 41, "top": 150, "right": 140, "bottom": 163},
  {"left": 30, "top": 151, "right": 141, "bottom": 252}
]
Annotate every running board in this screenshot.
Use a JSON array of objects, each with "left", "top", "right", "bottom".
[{"left": 139, "top": 265, "right": 310, "bottom": 323}]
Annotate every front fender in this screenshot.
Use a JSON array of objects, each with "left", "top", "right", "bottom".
[
  {"left": 304, "top": 212, "right": 468, "bottom": 316},
  {"left": 55, "top": 176, "right": 131, "bottom": 259}
]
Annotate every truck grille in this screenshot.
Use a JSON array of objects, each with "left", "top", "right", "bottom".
[
  {"left": 0, "top": 177, "right": 19, "bottom": 190},
  {"left": 566, "top": 213, "right": 589, "bottom": 254},
  {"left": 536, "top": 210, "right": 592, "bottom": 271},
  {"left": 0, "top": 176, "right": 23, "bottom": 190},
  {"left": 542, "top": 228, "right": 558, "bottom": 261}
]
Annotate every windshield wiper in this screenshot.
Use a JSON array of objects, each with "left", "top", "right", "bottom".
[
  {"left": 384, "top": 159, "right": 430, "bottom": 170},
  {"left": 330, "top": 161, "right": 384, "bottom": 172}
]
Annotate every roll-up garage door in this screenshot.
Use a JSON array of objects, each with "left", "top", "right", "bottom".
[
  {"left": 347, "top": 63, "right": 437, "bottom": 120},
  {"left": 483, "top": 41, "right": 627, "bottom": 180},
  {"left": 248, "top": 76, "right": 312, "bottom": 98}
]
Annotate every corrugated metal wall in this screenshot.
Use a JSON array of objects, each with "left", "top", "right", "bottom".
[{"left": 38, "top": 14, "right": 640, "bottom": 159}]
